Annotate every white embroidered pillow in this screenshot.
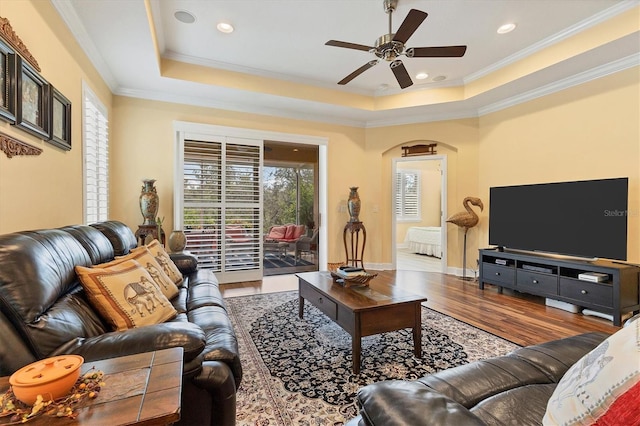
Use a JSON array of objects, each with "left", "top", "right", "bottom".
[{"left": 543, "top": 320, "right": 639, "bottom": 425}]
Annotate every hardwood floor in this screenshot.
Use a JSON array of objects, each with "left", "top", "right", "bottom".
[{"left": 220, "top": 270, "right": 621, "bottom": 347}]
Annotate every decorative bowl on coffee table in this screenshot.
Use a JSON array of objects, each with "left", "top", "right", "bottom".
[{"left": 330, "top": 270, "right": 378, "bottom": 287}]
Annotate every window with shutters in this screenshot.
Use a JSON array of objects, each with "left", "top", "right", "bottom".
[
  {"left": 82, "top": 82, "right": 109, "bottom": 224},
  {"left": 181, "top": 138, "right": 262, "bottom": 277},
  {"left": 395, "top": 169, "right": 421, "bottom": 221}
]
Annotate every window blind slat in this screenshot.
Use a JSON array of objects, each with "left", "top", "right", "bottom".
[{"left": 83, "top": 84, "right": 109, "bottom": 224}]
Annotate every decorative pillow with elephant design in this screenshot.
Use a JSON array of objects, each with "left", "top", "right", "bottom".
[
  {"left": 76, "top": 260, "right": 177, "bottom": 331},
  {"left": 97, "top": 246, "right": 179, "bottom": 300},
  {"left": 141, "top": 240, "right": 184, "bottom": 286}
]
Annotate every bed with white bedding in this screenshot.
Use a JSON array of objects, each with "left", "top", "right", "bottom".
[{"left": 404, "top": 226, "right": 442, "bottom": 258}]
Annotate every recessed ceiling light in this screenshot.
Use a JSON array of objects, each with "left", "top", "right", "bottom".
[
  {"left": 378, "top": 83, "right": 389, "bottom": 91},
  {"left": 416, "top": 72, "right": 429, "bottom": 80},
  {"left": 293, "top": 148, "right": 299, "bottom": 152},
  {"left": 432, "top": 75, "right": 446, "bottom": 82},
  {"left": 174, "top": 10, "right": 196, "bottom": 24},
  {"left": 217, "top": 22, "right": 234, "bottom": 33},
  {"left": 497, "top": 23, "right": 516, "bottom": 34}
]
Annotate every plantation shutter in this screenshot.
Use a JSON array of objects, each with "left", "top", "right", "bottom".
[
  {"left": 180, "top": 136, "right": 263, "bottom": 282},
  {"left": 82, "top": 83, "right": 109, "bottom": 224},
  {"left": 396, "top": 170, "right": 421, "bottom": 221}
]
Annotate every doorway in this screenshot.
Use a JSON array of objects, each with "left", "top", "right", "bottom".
[
  {"left": 392, "top": 155, "right": 447, "bottom": 273},
  {"left": 263, "top": 141, "right": 319, "bottom": 276}
]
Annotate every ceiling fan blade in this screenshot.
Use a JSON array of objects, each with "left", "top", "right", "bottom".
[
  {"left": 390, "top": 60, "right": 413, "bottom": 89},
  {"left": 392, "top": 9, "right": 428, "bottom": 44},
  {"left": 407, "top": 46, "right": 467, "bottom": 58},
  {"left": 338, "top": 60, "right": 379, "bottom": 85},
  {"left": 325, "top": 40, "right": 374, "bottom": 52}
]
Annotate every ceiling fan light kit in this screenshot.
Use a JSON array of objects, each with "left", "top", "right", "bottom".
[{"left": 326, "top": 0, "right": 467, "bottom": 89}]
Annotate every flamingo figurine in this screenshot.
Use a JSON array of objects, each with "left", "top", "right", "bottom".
[
  {"left": 447, "top": 197, "right": 484, "bottom": 231},
  {"left": 447, "top": 197, "right": 484, "bottom": 280}
]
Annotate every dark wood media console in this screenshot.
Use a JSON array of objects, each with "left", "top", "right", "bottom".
[{"left": 478, "top": 248, "right": 640, "bottom": 326}]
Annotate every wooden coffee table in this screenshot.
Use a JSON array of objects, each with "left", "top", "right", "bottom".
[
  {"left": 297, "top": 271, "right": 428, "bottom": 374},
  {"left": 0, "top": 348, "right": 183, "bottom": 425}
]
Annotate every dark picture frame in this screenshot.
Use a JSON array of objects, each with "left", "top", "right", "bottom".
[
  {"left": 0, "top": 40, "right": 16, "bottom": 123},
  {"left": 49, "top": 86, "right": 71, "bottom": 150},
  {"left": 14, "top": 55, "right": 49, "bottom": 139}
]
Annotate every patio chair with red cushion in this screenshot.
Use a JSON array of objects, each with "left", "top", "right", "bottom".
[{"left": 264, "top": 224, "right": 306, "bottom": 244}]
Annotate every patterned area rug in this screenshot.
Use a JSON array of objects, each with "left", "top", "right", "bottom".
[{"left": 227, "top": 291, "right": 519, "bottom": 425}]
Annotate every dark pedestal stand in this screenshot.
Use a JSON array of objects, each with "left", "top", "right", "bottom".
[
  {"left": 343, "top": 221, "right": 366, "bottom": 268},
  {"left": 135, "top": 224, "right": 165, "bottom": 246},
  {"left": 462, "top": 228, "right": 468, "bottom": 280}
]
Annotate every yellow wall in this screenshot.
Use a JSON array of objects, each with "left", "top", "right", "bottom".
[
  {"left": 1, "top": 0, "right": 638, "bottom": 268},
  {"left": 110, "top": 96, "right": 366, "bottom": 264},
  {"left": 0, "top": 0, "right": 111, "bottom": 233},
  {"left": 478, "top": 67, "right": 640, "bottom": 262}
]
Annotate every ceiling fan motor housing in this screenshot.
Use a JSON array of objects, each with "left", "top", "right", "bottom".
[{"left": 374, "top": 34, "right": 404, "bottom": 61}]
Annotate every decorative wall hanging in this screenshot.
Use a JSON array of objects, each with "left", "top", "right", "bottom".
[
  {"left": 401, "top": 143, "right": 437, "bottom": 157},
  {"left": 0, "top": 16, "right": 72, "bottom": 151},
  {"left": 15, "top": 55, "right": 49, "bottom": 139},
  {"left": 49, "top": 87, "right": 71, "bottom": 150},
  {"left": 0, "top": 131, "right": 42, "bottom": 158},
  {"left": 0, "top": 41, "right": 16, "bottom": 123},
  {"left": 0, "top": 17, "right": 40, "bottom": 72}
]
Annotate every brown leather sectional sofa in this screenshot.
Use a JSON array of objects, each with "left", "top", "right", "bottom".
[{"left": 0, "top": 221, "right": 241, "bottom": 426}]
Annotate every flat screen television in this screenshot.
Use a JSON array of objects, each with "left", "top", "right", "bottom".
[{"left": 489, "top": 177, "right": 628, "bottom": 261}]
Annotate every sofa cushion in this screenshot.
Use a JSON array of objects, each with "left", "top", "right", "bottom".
[
  {"left": 144, "top": 240, "right": 184, "bottom": 286},
  {"left": 284, "top": 224, "right": 297, "bottom": 240},
  {"left": 76, "top": 260, "right": 177, "bottom": 331},
  {"left": 0, "top": 230, "right": 108, "bottom": 358},
  {"left": 90, "top": 220, "right": 137, "bottom": 256},
  {"left": 98, "top": 246, "right": 179, "bottom": 300},
  {"left": 267, "top": 225, "right": 287, "bottom": 240},
  {"left": 543, "top": 322, "right": 640, "bottom": 425},
  {"left": 356, "top": 380, "right": 485, "bottom": 426}
]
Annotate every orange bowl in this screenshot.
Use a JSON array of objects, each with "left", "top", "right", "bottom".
[{"left": 9, "top": 355, "right": 83, "bottom": 405}]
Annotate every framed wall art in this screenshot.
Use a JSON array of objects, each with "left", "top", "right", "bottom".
[
  {"left": 0, "top": 39, "right": 15, "bottom": 123},
  {"left": 14, "top": 55, "right": 49, "bottom": 139},
  {"left": 49, "top": 86, "right": 71, "bottom": 150}
]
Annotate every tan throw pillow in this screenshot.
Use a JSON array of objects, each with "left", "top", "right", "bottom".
[
  {"left": 145, "top": 240, "right": 184, "bottom": 286},
  {"left": 98, "top": 246, "right": 179, "bottom": 300},
  {"left": 76, "top": 260, "right": 177, "bottom": 331}
]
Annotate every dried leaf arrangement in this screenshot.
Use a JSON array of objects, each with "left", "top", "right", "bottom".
[{"left": 0, "top": 368, "right": 104, "bottom": 424}]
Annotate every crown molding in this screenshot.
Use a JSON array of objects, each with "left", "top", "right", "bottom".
[
  {"left": 51, "top": 0, "right": 118, "bottom": 91},
  {"left": 464, "top": 1, "right": 640, "bottom": 84},
  {"left": 115, "top": 87, "right": 369, "bottom": 128},
  {"left": 478, "top": 53, "right": 640, "bottom": 116}
]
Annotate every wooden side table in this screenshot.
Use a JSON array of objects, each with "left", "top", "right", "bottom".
[
  {"left": 0, "top": 348, "right": 183, "bottom": 425},
  {"left": 343, "top": 221, "right": 366, "bottom": 268}
]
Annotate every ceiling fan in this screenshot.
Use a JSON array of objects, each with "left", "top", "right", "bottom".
[{"left": 325, "top": 0, "right": 467, "bottom": 89}]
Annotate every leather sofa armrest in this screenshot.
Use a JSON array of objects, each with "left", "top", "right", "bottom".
[
  {"left": 170, "top": 252, "right": 198, "bottom": 274},
  {"left": 52, "top": 322, "right": 206, "bottom": 367},
  {"left": 356, "top": 381, "right": 485, "bottom": 426}
]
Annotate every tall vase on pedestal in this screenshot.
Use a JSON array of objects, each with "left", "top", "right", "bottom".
[
  {"left": 347, "top": 187, "right": 361, "bottom": 222},
  {"left": 139, "top": 179, "right": 159, "bottom": 226}
]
